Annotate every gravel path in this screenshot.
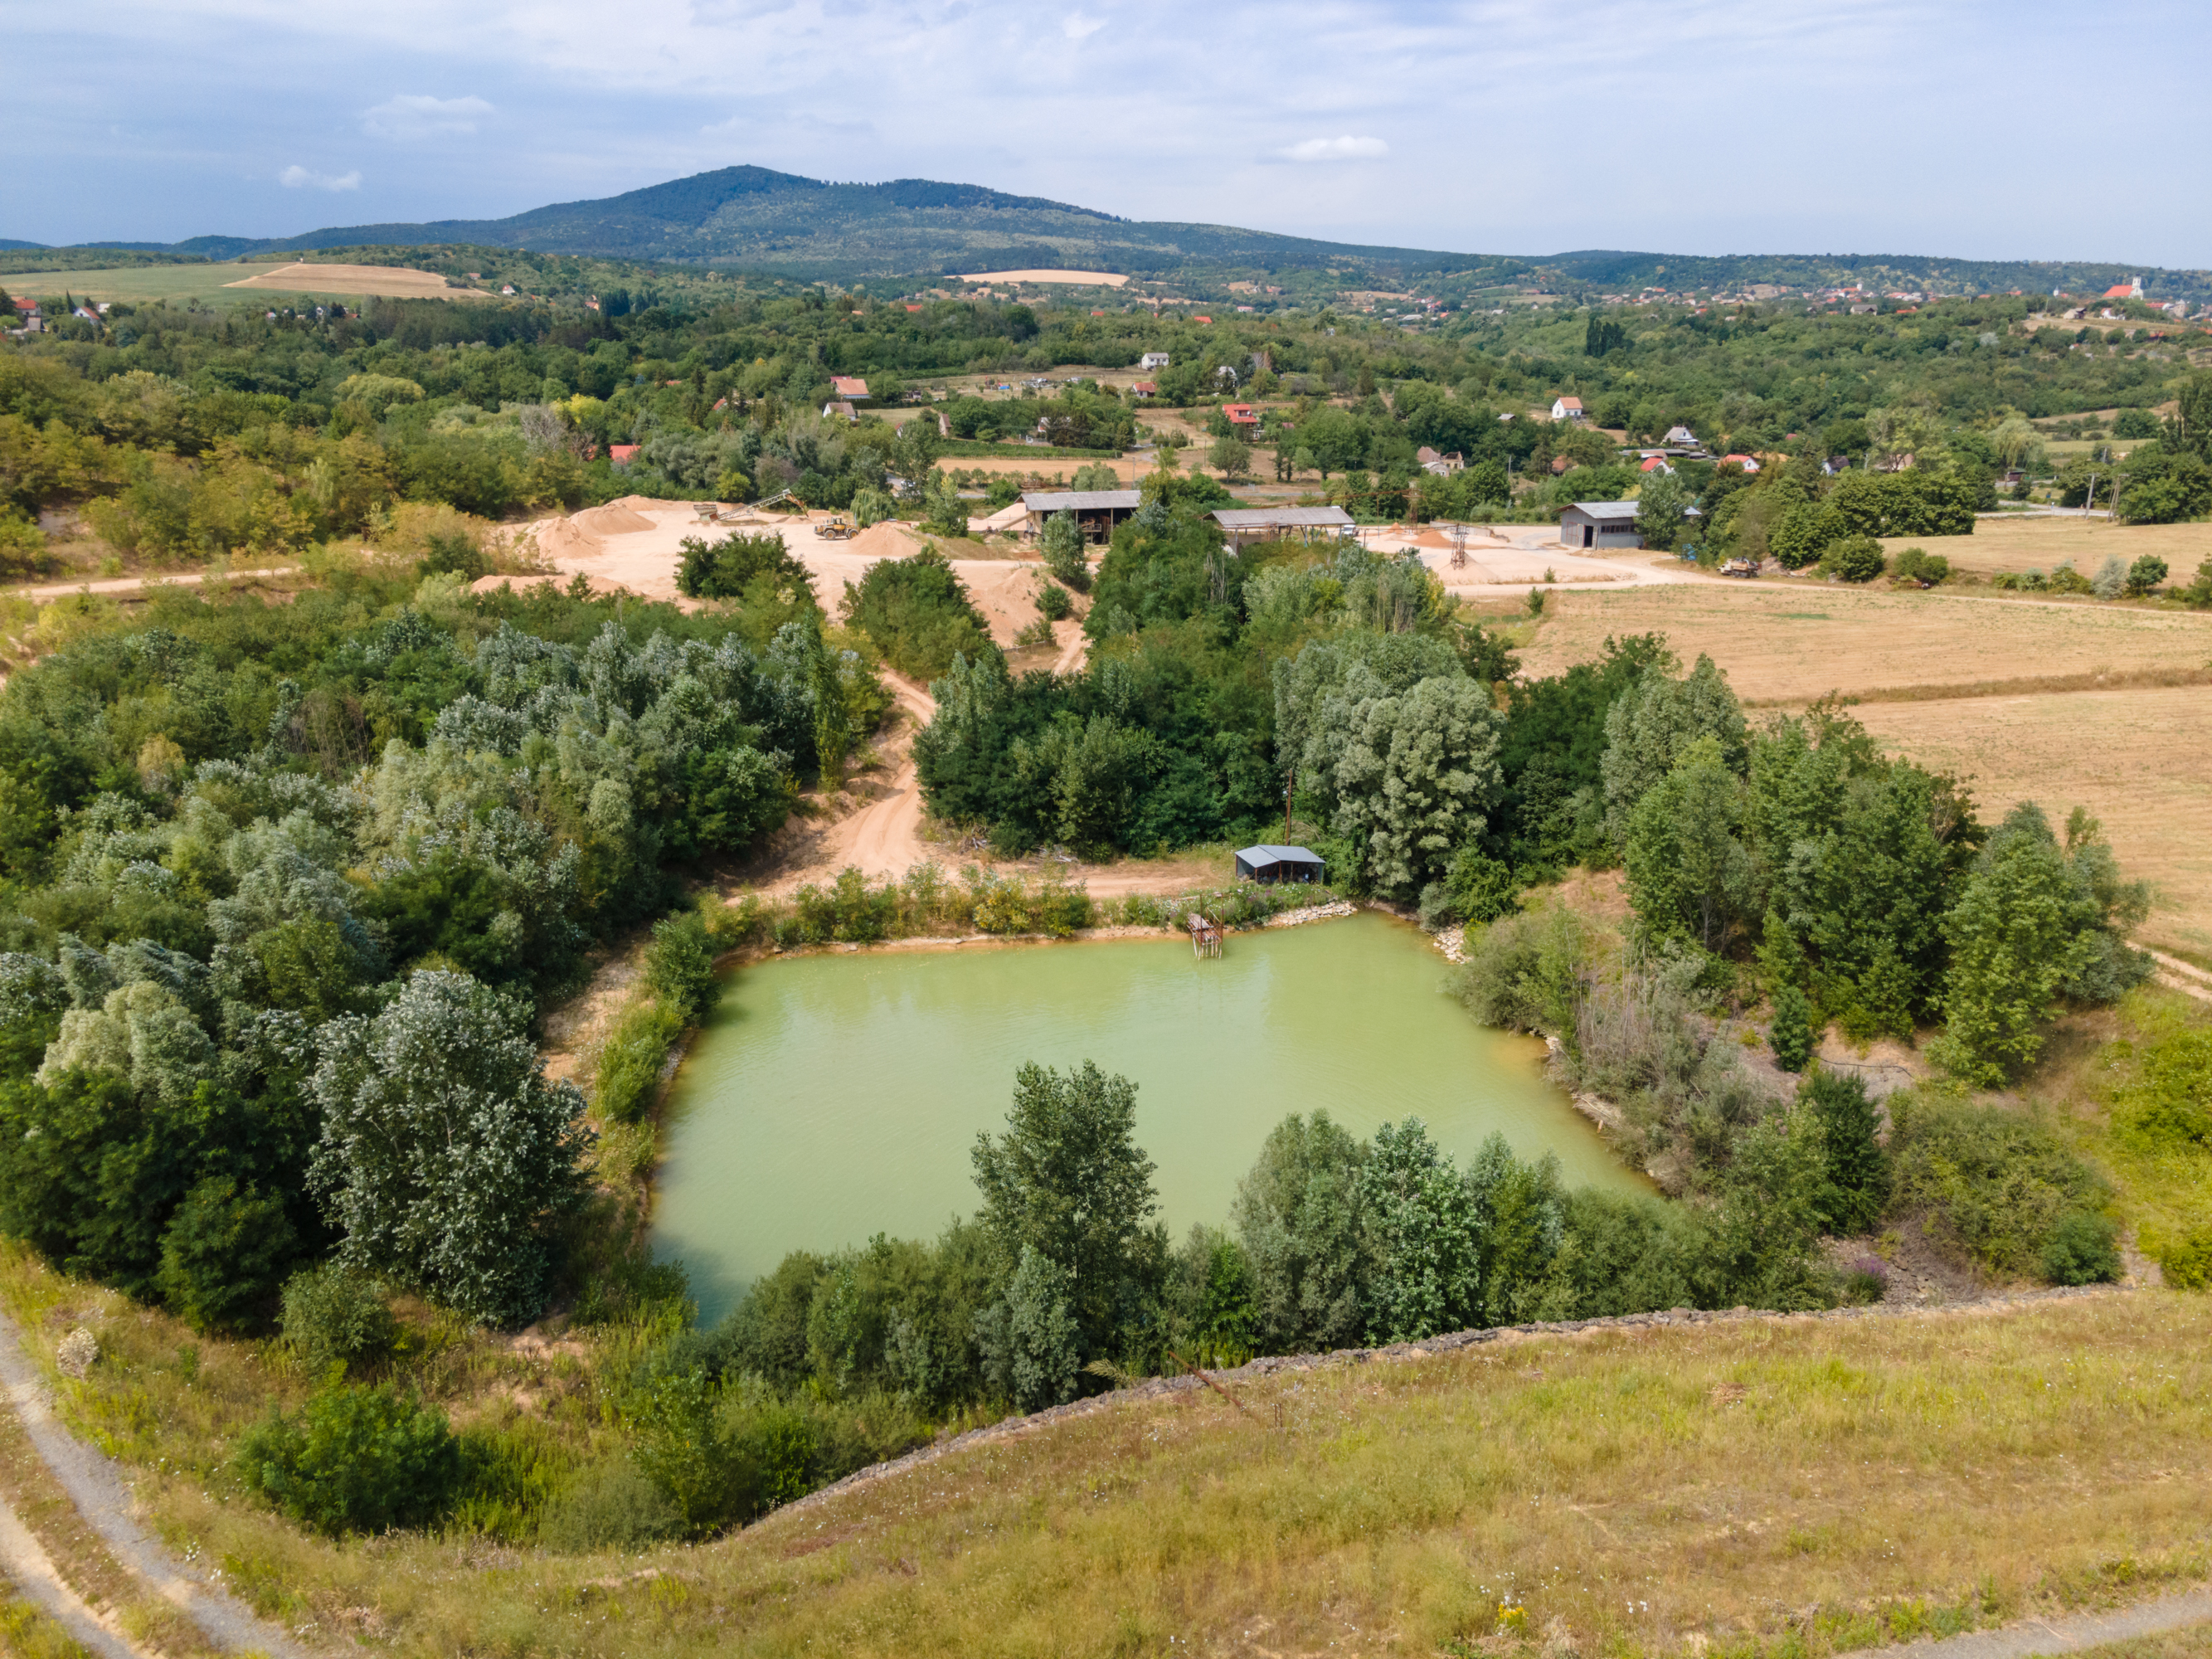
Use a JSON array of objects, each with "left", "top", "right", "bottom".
[
  {"left": 0, "top": 1306, "right": 312, "bottom": 1657},
  {"left": 1858, "top": 1586, "right": 2212, "bottom": 1659},
  {"left": 0, "top": 1490, "right": 138, "bottom": 1658}
]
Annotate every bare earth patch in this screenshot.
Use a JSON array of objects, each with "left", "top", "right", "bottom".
[{"left": 219, "top": 261, "right": 478, "bottom": 299}]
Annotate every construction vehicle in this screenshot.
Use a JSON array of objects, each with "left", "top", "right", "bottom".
[
  {"left": 819, "top": 514, "right": 852, "bottom": 541},
  {"left": 1720, "top": 557, "right": 1761, "bottom": 579}
]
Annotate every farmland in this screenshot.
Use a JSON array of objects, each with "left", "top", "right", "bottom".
[
  {"left": 1877, "top": 516, "right": 2212, "bottom": 580},
  {"left": 0, "top": 260, "right": 475, "bottom": 305}
]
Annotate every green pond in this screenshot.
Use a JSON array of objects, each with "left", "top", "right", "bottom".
[{"left": 654, "top": 910, "right": 1642, "bottom": 1321}]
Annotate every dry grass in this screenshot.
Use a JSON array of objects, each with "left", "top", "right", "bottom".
[
  {"left": 1851, "top": 687, "right": 2212, "bottom": 958},
  {"left": 218, "top": 260, "right": 471, "bottom": 299},
  {"left": 22, "top": 1282, "right": 2212, "bottom": 1659},
  {"left": 1515, "top": 583, "right": 2212, "bottom": 705},
  {"left": 0, "top": 261, "right": 474, "bottom": 307},
  {"left": 4, "top": 1223, "right": 2207, "bottom": 1659},
  {"left": 1877, "top": 519, "right": 2212, "bottom": 580},
  {"left": 2064, "top": 1622, "right": 2212, "bottom": 1659}
]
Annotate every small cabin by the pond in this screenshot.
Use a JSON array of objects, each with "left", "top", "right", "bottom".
[{"left": 1235, "top": 844, "right": 1326, "bottom": 884}]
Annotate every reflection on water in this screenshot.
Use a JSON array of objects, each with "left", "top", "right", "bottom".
[{"left": 652, "top": 910, "right": 1642, "bottom": 1321}]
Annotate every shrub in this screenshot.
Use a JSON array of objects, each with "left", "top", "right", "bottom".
[
  {"left": 676, "top": 531, "right": 809, "bottom": 600},
  {"left": 2126, "top": 554, "right": 2169, "bottom": 596},
  {"left": 1014, "top": 616, "right": 1056, "bottom": 650},
  {"left": 1769, "top": 985, "right": 1813, "bottom": 1073},
  {"left": 1452, "top": 904, "right": 1587, "bottom": 1035},
  {"left": 2040, "top": 1210, "right": 2121, "bottom": 1285},
  {"left": 644, "top": 911, "right": 719, "bottom": 1024},
  {"left": 280, "top": 1262, "right": 399, "bottom": 1373},
  {"left": 1888, "top": 1093, "right": 2109, "bottom": 1276},
  {"left": 1890, "top": 546, "right": 1951, "bottom": 586},
  {"left": 1039, "top": 509, "right": 1090, "bottom": 591},
  {"left": 2158, "top": 1230, "right": 2212, "bottom": 1290},
  {"left": 2092, "top": 556, "right": 2127, "bottom": 600},
  {"left": 157, "top": 1176, "right": 298, "bottom": 1334},
  {"left": 1444, "top": 846, "right": 1519, "bottom": 924},
  {"left": 1821, "top": 534, "right": 1887, "bottom": 583},
  {"left": 537, "top": 1459, "right": 682, "bottom": 1552},
  {"left": 1034, "top": 580, "right": 1073, "bottom": 622},
  {"left": 2117, "top": 1028, "right": 2212, "bottom": 1150},
  {"left": 593, "top": 998, "right": 684, "bottom": 1123},
  {"left": 235, "top": 1382, "right": 459, "bottom": 1536},
  {"left": 1802, "top": 1068, "right": 1888, "bottom": 1233},
  {"left": 2046, "top": 561, "right": 2093, "bottom": 595}
]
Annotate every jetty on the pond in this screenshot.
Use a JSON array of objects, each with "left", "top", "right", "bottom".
[{"left": 1188, "top": 912, "right": 1223, "bottom": 958}]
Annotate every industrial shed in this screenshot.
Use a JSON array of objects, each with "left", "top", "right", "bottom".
[
  {"left": 1559, "top": 500, "right": 1643, "bottom": 549},
  {"left": 1234, "top": 844, "right": 1326, "bottom": 884}
]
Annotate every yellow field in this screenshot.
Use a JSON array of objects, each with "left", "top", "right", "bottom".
[
  {"left": 0, "top": 260, "right": 477, "bottom": 306},
  {"left": 1517, "top": 582, "right": 2212, "bottom": 703},
  {"left": 1880, "top": 518, "right": 2212, "bottom": 580},
  {"left": 958, "top": 268, "right": 1130, "bottom": 287},
  {"left": 1854, "top": 686, "right": 2212, "bottom": 958}
]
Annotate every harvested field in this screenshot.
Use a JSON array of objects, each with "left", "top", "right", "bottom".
[
  {"left": 1515, "top": 582, "right": 2212, "bottom": 704},
  {"left": 0, "top": 261, "right": 474, "bottom": 308},
  {"left": 220, "top": 260, "right": 471, "bottom": 299},
  {"left": 1879, "top": 518, "right": 2212, "bottom": 579},
  {"left": 1855, "top": 685, "right": 2212, "bottom": 958}
]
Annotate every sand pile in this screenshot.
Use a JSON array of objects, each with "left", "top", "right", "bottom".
[
  {"left": 846, "top": 522, "right": 926, "bottom": 560},
  {"left": 574, "top": 502, "right": 658, "bottom": 537},
  {"left": 532, "top": 517, "right": 603, "bottom": 561}
]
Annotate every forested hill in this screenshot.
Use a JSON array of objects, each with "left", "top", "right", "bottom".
[{"left": 9, "top": 163, "right": 2209, "bottom": 297}]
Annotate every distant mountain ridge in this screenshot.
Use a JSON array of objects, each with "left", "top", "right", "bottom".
[{"left": 8, "top": 165, "right": 2208, "bottom": 299}]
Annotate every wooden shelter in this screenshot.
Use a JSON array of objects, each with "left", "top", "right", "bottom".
[{"left": 1234, "top": 844, "right": 1325, "bottom": 885}]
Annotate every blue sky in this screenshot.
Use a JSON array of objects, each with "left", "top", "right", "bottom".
[{"left": 6, "top": 0, "right": 2210, "bottom": 267}]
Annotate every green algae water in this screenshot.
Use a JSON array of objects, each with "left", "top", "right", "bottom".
[{"left": 654, "top": 910, "right": 1641, "bottom": 1320}]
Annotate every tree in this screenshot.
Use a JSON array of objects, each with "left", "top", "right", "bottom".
[
  {"left": 235, "top": 1381, "right": 458, "bottom": 1537},
  {"left": 157, "top": 1175, "right": 298, "bottom": 1335},
  {"left": 2125, "top": 554, "right": 2169, "bottom": 596},
  {"left": 309, "top": 970, "right": 594, "bottom": 1325},
  {"left": 1769, "top": 985, "right": 1814, "bottom": 1073},
  {"left": 1821, "top": 534, "right": 1886, "bottom": 582},
  {"left": 1635, "top": 470, "right": 1689, "bottom": 551},
  {"left": 644, "top": 911, "right": 719, "bottom": 1024},
  {"left": 1361, "top": 1118, "right": 1482, "bottom": 1343},
  {"left": 1330, "top": 674, "right": 1505, "bottom": 903},
  {"left": 1801, "top": 1068, "right": 1886, "bottom": 1233},
  {"left": 976, "top": 1244, "right": 1080, "bottom": 1412},
  {"left": 1599, "top": 653, "right": 1747, "bottom": 843},
  {"left": 1623, "top": 735, "right": 1755, "bottom": 951},
  {"left": 971, "top": 1061, "right": 1161, "bottom": 1359},
  {"left": 1232, "top": 1112, "right": 1374, "bottom": 1353},
  {"left": 1932, "top": 808, "right": 2096, "bottom": 1083},
  {"left": 1039, "top": 508, "right": 1089, "bottom": 591},
  {"left": 2171, "top": 371, "right": 2212, "bottom": 459},
  {"left": 1208, "top": 435, "right": 1252, "bottom": 479}
]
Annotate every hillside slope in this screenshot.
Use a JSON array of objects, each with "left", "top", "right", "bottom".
[{"left": 11, "top": 164, "right": 2209, "bottom": 296}]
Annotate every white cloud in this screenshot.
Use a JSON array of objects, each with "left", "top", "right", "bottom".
[
  {"left": 1280, "top": 134, "right": 1389, "bottom": 164},
  {"left": 362, "top": 93, "right": 493, "bottom": 141},
  {"left": 1062, "top": 11, "right": 1106, "bottom": 39},
  {"left": 278, "top": 163, "right": 361, "bottom": 190}
]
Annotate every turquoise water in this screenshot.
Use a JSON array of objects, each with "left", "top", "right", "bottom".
[{"left": 653, "top": 910, "right": 1641, "bottom": 1320}]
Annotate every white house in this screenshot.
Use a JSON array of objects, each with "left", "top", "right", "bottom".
[
  {"left": 1551, "top": 396, "right": 1586, "bottom": 421},
  {"left": 1663, "top": 425, "right": 1699, "bottom": 447},
  {"left": 1140, "top": 352, "right": 1171, "bottom": 370}
]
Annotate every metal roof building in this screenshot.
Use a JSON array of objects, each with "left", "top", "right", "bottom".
[
  {"left": 1559, "top": 500, "right": 1643, "bottom": 550},
  {"left": 1021, "top": 489, "right": 1143, "bottom": 541},
  {"left": 1234, "top": 844, "right": 1326, "bottom": 884},
  {"left": 1211, "top": 505, "right": 1357, "bottom": 549}
]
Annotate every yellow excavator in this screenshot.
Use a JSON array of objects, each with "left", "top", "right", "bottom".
[{"left": 819, "top": 513, "right": 853, "bottom": 541}]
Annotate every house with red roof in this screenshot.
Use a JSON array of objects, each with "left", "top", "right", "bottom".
[
  {"left": 2103, "top": 277, "right": 2144, "bottom": 300},
  {"left": 1551, "top": 396, "right": 1586, "bottom": 421},
  {"left": 1223, "top": 403, "right": 1259, "bottom": 429},
  {"left": 609, "top": 445, "right": 640, "bottom": 467},
  {"left": 830, "top": 376, "right": 869, "bottom": 401}
]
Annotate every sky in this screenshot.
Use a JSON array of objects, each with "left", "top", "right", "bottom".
[{"left": 6, "top": 0, "right": 2210, "bottom": 268}]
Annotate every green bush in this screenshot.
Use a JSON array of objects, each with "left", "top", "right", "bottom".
[
  {"left": 1444, "top": 846, "right": 1520, "bottom": 924},
  {"left": 676, "top": 531, "right": 811, "bottom": 601},
  {"left": 235, "top": 1382, "right": 459, "bottom": 1536},
  {"left": 840, "top": 545, "right": 997, "bottom": 680},
  {"left": 1802, "top": 1068, "right": 1888, "bottom": 1233},
  {"left": 1769, "top": 985, "right": 1813, "bottom": 1073},
  {"left": 1034, "top": 580, "right": 1073, "bottom": 622},
  {"left": 1452, "top": 905, "right": 1587, "bottom": 1035},
  {"left": 279, "top": 1262, "right": 398, "bottom": 1374},
  {"left": 537, "top": 1459, "right": 681, "bottom": 1552},
  {"left": 1040, "top": 510, "right": 1090, "bottom": 591},
  {"left": 594, "top": 999, "right": 685, "bottom": 1124},
  {"left": 1889, "top": 1093, "right": 2109, "bottom": 1276},
  {"left": 1890, "top": 546, "right": 1951, "bottom": 586},
  {"left": 2157, "top": 1230, "right": 2212, "bottom": 1290},
  {"left": 157, "top": 1175, "right": 299, "bottom": 1334},
  {"left": 2040, "top": 1211, "right": 2121, "bottom": 1285},
  {"left": 1821, "top": 534, "right": 1887, "bottom": 583},
  {"left": 644, "top": 911, "right": 719, "bottom": 1024},
  {"left": 2117, "top": 1028, "right": 2212, "bottom": 1150}
]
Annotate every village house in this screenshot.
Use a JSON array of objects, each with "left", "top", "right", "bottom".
[
  {"left": 1639, "top": 456, "right": 1674, "bottom": 475},
  {"left": 1223, "top": 403, "right": 1260, "bottom": 430},
  {"left": 1416, "top": 446, "right": 1463, "bottom": 476},
  {"left": 1551, "top": 396, "right": 1586, "bottom": 421},
  {"left": 1558, "top": 500, "right": 1642, "bottom": 549},
  {"left": 608, "top": 445, "right": 640, "bottom": 467},
  {"left": 1140, "top": 352, "right": 1171, "bottom": 369},
  {"left": 1663, "top": 425, "right": 1699, "bottom": 448},
  {"left": 830, "top": 376, "right": 869, "bottom": 402},
  {"left": 821, "top": 400, "right": 858, "bottom": 423}
]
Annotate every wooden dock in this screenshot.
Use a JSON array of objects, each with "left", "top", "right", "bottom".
[{"left": 1188, "top": 912, "right": 1223, "bottom": 958}]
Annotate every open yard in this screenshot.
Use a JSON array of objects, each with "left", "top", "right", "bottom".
[
  {"left": 1854, "top": 685, "right": 2212, "bottom": 959},
  {"left": 0, "top": 260, "right": 474, "bottom": 306},
  {"left": 1877, "top": 518, "right": 2212, "bottom": 581},
  {"left": 1514, "top": 582, "right": 2212, "bottom": 704}
]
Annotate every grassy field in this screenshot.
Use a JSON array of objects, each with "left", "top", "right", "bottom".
[
  {"left": 1853, "top": 687, "right": 2212, "bottom": 959},
  {"left": 8, "top": 1242, "right": 2205, "bottom": 1659},
  {"left": 1516, "top": 583, "right": 2212, "bottom": 705},
  {"left": 0, "top": 261, "right": 472, "bottom": 306},
  {"left": 1877, "top": 519, "right": 2212, "bottom": 581}
]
